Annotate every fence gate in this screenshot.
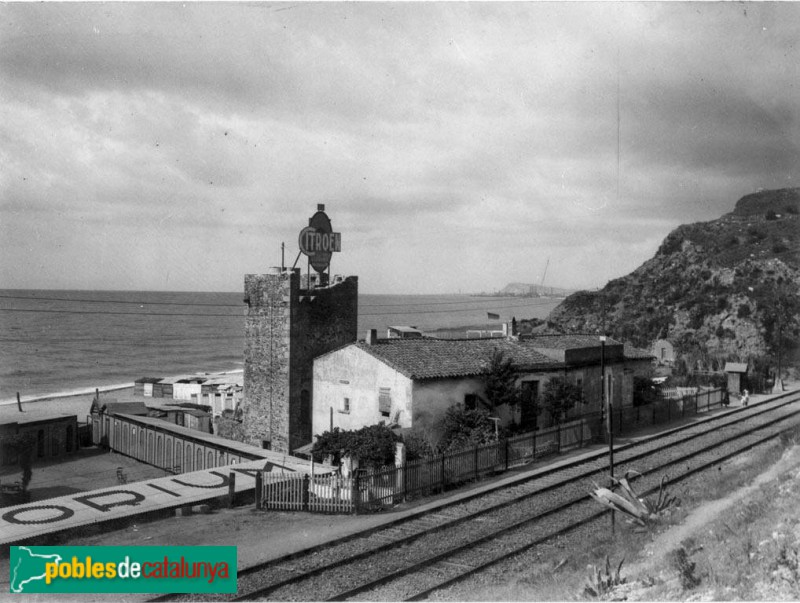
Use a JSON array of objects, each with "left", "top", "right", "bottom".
[{"left": 261, "top": 472, "right": 355, "bottom": 514}]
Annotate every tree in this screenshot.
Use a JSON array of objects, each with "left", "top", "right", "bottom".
[
  {"left": 438, "top": 404, "right": 497, "bottom": 452},
  {"left": 484, "top": 349, "right": 519, "bottom": 408},
  {"left": 311, "top": 424, "right": 400, "bottom": 468},
  {"left": 541, "top": 377, "right": 584, "bottom": 425},
  {"left": 1, "top": 433, "right": 36, "bottom": 492}
]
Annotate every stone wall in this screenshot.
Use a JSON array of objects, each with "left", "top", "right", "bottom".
[{"left": 242, "top": 268, "right": 358, "bottom": 453}]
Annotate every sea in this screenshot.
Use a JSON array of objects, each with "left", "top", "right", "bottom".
[{"left": 0, "top": 289, "right": 561, "bottom": 403}]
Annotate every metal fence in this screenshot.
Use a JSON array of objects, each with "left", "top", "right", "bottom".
[{"left": 258, "top": 387, "right": 726, "bottom": 514}]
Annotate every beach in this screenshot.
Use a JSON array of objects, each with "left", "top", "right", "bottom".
[{"left": 0, "top": 386, "right": 134, "bottom": 424}]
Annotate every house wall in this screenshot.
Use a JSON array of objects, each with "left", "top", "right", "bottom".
[
  {"left": 411, "top": 377, "right": 487, "bottom": 441},
  {"left": 653, "top": 339, "right": 675, "bottom": 363},
  {"left": 313, "top": 346, "right": 413, "bottom": 437}
]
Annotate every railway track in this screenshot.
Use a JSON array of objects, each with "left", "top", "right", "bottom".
[{"left": 152, "top": 390, "right": 800, "bottom": 602}]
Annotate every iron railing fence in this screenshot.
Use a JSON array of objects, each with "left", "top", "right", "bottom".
[{"left": 258, "top": 388, "right": 726, "bottom": 514}]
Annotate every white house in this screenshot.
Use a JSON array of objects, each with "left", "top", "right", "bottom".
[{"left": 312, "top": 332, "right": 653, "bottom": 444}]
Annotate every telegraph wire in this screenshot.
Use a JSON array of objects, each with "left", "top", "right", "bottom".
[
  {"left": 0, "top": 293, "right": 566, "bottom": 309},
  {"left": 0, "top": 298, "right": 558, "bottom": 318}
]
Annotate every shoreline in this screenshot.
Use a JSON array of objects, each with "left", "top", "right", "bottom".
[{"left": 0, "top": 368, "right": 244, "bottom": 407}]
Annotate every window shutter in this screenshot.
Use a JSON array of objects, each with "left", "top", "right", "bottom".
[{"left": 378, "top": 388, "right": 392, "bottom": 413}]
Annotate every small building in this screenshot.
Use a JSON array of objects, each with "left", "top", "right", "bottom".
[
  {"left": 724, "top": 362, "right": 748, "bottom": 394},
  {"left": 134, "top": 376, "right": 164, "bottom": 398},
  {"left": 0, "top": 414, "right": 79, "bottom": 466},
  {"left": 90, "top": 399, "right": 149, "bottom": 418},
  {"left": 387, "top": 326, "right": 423, "bottom": 339},
  {"left": 154, "top": 405, "right": 212, "bottom": 433},
  {"left": 652, "top": 339, "right": 675, "bottom": 365},
  {"left": 313, "top": 332, "right": 653, "bottom": 446}
]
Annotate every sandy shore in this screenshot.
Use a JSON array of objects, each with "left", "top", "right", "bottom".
[
  {"left": 0, "top": 369, "right": 243, "bottom": 423},
  {"left": 0, "top": 387, "right": 136, "bottom": 423}
]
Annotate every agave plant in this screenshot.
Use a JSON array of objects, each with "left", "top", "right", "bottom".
[
  {"left": 583, "top": 555, "right": 626, "bottom": 597},
  {"left": 589, "top": 470, "right": 679, "bottom": 527}
]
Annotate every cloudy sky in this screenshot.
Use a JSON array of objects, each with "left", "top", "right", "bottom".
[{"left": 1, "top": 2, "right": 798, "bottom": 295}]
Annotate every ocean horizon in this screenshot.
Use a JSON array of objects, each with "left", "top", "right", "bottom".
[{"left": 0, "top": 289, "right": 561, "bottom": 402}]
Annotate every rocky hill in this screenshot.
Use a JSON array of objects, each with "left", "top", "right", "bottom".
[{"left": 547, "top": 188, "right": 800, "bottom": 372}]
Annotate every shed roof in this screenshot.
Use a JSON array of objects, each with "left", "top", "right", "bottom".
[
  {"left": 101, "top": 401, "right": 149, "bottom": 416},
  {"left": 354, "top": 338, "right": 559, "bottom": 380},
  {"left": 624, "top": 343, "right": 656, "bottom": 360},
  {"left": 724, "top": 362, "right": 748, "bottom": 373}
]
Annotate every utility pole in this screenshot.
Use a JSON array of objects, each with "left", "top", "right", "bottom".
[{"left": 601, "top": 334, "right": 615, "bottom": 534}]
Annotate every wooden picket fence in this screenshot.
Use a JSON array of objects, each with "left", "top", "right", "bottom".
[{"left": 258, "top": 388, "right": 726, "bottom": 514}]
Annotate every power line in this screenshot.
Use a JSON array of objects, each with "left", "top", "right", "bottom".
[
  {"left": 0, "top": 308, "right": 245, "bottom": 318},
  {"left": 0, "top": 297, "right": 558, "bottom": 318},
  {"left": 0, "top": 294, "right": 239, "bottom": 307},
  {"left": 0, "top": 292, "right": 565, "bottom": 309}
]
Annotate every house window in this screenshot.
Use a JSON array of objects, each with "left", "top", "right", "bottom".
[
  {"left": 378, "top": 388, "right": 391, "bottom": 417},
  {"left": 464, "top": 394, "right": 478, "bottom": 410},
  {"left": 341, "top": 398, "right": 350, "bottom": 414}
]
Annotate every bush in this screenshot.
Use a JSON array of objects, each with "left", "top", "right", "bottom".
[
  {"left": 312, "top": 424, "right": 400, "bottom": 468},
  {"left": 438, "top": 405, "right": 496, "bottom": 452},
  {"left": 737, "top": 304, "right": 751, "bottom": 319},
  {"left": 541, "top": 377, "right": 584, "bottom": 424}
]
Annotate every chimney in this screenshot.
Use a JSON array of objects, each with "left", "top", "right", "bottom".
[{"left": 366, "top": 329, "right": 378, "bottom": 345}]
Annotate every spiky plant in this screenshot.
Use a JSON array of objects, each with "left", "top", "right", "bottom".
[
  {"left": 589, "top": 470, "right": 680, "bottom": 527},
  {"left": 583, "top": 556, "right": 626, "bottom": 597}
]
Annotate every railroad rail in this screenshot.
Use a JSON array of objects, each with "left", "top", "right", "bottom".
[{"left": 150, "top": 390, "right": 800, "bottom": 602}]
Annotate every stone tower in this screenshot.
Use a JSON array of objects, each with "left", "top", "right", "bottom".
[{"left": 242, "top": 267, "right": 358, "bottom": 453}]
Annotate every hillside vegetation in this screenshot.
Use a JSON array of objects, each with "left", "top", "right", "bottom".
[{"left": 547, "top": 188, "right": 800, "bottom": 373}]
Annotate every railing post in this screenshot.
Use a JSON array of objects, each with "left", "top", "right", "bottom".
[
  {"left": 474, "top": 445, "right": 479, "bottom": 481},
  {"left": 302, "top": 473, "right": 310, "bottom": 512},
  {"left": 228, "top": 471, "right": 236, "bottom": 508},
  {"left": 579, "top": 420, "right": 583, "bottom": 449},
  {"left": 352, "top": 472, "right": 360, "bottom": 514},
  {"left": 254, "top": 470, "right": 263, "bottom": 510},
  {"left": 504, "top": 438, "right": 510, "bottom": 471},
  {"left": 557, "top": 423, "right": 561, "bottom": 453},
  {"left": 533, "top": 429, "right": 537, "bottom": 459},
  {"left": 440, "top": 454, "right": 446, "bottom": 494}
]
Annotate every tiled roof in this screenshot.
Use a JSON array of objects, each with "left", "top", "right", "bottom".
[
  {"left": 355, "top": 338, "right": 560, "bottom": 380},
  {"left": 521, "top": 334, "right": 624, "bottom": 349},
  {"left": 624, "top": 343, "right": 655, "bottom": 360}
]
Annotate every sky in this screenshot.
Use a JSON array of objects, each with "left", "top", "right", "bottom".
[{"left": 1, "top": 2, "right": 798, "bottom": 295}]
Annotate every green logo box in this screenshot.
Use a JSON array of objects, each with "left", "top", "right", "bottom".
[{"left": 10, "top": 545, "right": 237, "bottom": 594}]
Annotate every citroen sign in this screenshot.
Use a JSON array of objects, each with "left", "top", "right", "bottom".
[{"left": 298, "top": 205, "right": 341, "bottom": 273}]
